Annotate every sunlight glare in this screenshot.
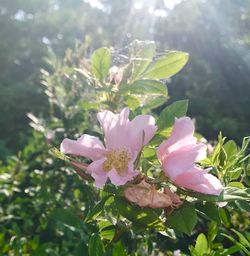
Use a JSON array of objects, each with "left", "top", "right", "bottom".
[{"left": 164, "top": 0, "right": 183, "bottom": 10}]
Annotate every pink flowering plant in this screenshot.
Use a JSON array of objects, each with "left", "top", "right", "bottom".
[
  {"left": 47, "top": 41, "right": 250, "bottom": 255},
  {"left": 61, "top": 107, "right": 157, "bottom": 187}
]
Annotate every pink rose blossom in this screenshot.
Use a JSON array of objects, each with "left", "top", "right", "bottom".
[
  {"left": 60, "top": 108, "right": 157, "bottom": 188},
  {"left": 157, "top": 117, "right": 223, "bottom": 195}
]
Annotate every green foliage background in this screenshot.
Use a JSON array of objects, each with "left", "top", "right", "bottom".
[
  {"left": 0, "top": 0, "right": 250, "bottom": 255},
  {"left": 0, "top": 0, "right": 250, "bottom": 157}
]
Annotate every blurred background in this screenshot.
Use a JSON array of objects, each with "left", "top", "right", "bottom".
[
  {"left": 1, "top": 1, "right": 250, "bottom": 255},
  {"left": 0, "top": 0, "right": 250, "bottom": 158}
]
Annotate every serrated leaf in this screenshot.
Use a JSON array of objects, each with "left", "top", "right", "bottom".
[
  {"left": 115, "top": 197, "right": 164, "bottom": 230},
  {"left": 91, "top": 47, "right": 111, "bottom": 81},
  {"left": 157, "top": 100, "right": 189, "bottom": 130},
  {"left": 88, "top": 234, "right": 105, "bottom": 256},
  {"left": 143, "top": 51, "right": 189, "bottom": 79},
  {"left": 167, "top": 202, "right": 197, "bottom": 235}
]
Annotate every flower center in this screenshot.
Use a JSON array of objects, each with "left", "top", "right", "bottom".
[{"left": 103, "top": 149, "right": 131, "bottom": 176}]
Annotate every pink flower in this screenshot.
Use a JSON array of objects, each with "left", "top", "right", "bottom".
[
  {"left": 60, "top": 108, "right": 157, "bottom": 188},
  {"left": 157, "top": 117, "right": 223, "bottom": 195}
]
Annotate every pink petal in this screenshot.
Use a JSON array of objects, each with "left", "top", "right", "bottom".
[
  {"left": 174, "top": 167, "right": 223, "bottom": 195},
  {"left": 97, "top": 109, "right": 156, "bottom": 156},
  {"left": 97, "top": 108, "right": 130, "bottom": 149},
  {"left": 128, "top": 115, "right": 157, "bottom": 153},
  {"left": 162, "top": 144, "right": 207, "bottom": 180},
  {"left": 87, "top": 158, "right": 108, "bottom": 188},
  {"left": 157, "top": 116, "right": 223, "bottom": 195},
  {"left": 108, "top": 162, "right": 138, "bottom": 186},
  {"left": 157, "top": 117, "right": 198, "bottom": 162},
  {"left": 60, "top": 134, "right": 105, "bottom": 161},
  {"left": 217, "top": 202, "right": 228, "bottom": 207}
]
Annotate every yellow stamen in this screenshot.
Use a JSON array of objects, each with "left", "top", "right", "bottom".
[{"left": 102, "top": 149, "right": 131, "bottom": 176}]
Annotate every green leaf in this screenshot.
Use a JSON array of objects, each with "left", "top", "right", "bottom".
[
  {"left": 120, "top": 80, "right": 168, "bottom": 109},
  {"left": 196, "top": 202, "right": 221, "bottom": 224},
  {"left": 120, "top": 80, "right": 168, "bottom": 97},
  {"left": 49, "top": 147, "right": 70, "bottom": 162},
  {"left": 123, "top": 94, "right": 141, "bottom": 111},
  {"left": 221, "top": 233, "right": 250, "bottom": 255},
  {"left": 167, "top": 202, "right": 197, "bottom": 235},
  {"left": 85, "top": 195, "right": 113, "bottom": 222},
  {"left": 219, "top": 208, "right": 230, "bottom": 228},
  {"left": 227, "top": 182, "right": 244, "bottom": 189},
  {"left": 100, "top": 226, "right": 115, "bottom": 241},
  {"left": 228, "top": 167, "right": 243, "bottom": 181},
  {"left": 103, "top": 183, "right": 121, "bottom": 195},
  {"left": 142, "top": 96, "right": 167, "bottom": 109},
  {"left": 221, "top": 245, "right": 243, "bottom": 256},
  {"left": 211, "top": 133, "right": 226, "bottom": 166},
  {"left": 79, "top": 100, "right": 100, "bottom": 111},
  {"left": 186, "top": 191, "right": 219, "bottom": 202},
  {"left": 112, "top": 241, "right": 127, "bottom": 256},
  {"left": 223, "top": 140, "right": 238, "bottom": 161},
  {"left": 98, "top": 219, "right": 116, "bottom": 241},
  {"left": 130, "top": 41, "right": 156, "bottom": 82},
  {"left": 194, "top": 233, "right": 209, "bottom": 255},
  {"left": 115, "top": 197, "right": 164, "bottom": 230},
  {"left": 143, "top": 51, "right": 189, "bottom": 79},
  {"left": 91, "top": 47, "right": 111, "bottom": 81},
  {"left": 50, "top": 208, "right": 83, "bottom": 231},
  {"left": 88, "top": 234, "right": 105, "bottom": 256},
  {"left": 219, "top": 186, "right": 250, "bottom": 201},
  {"left": 235, "top": 200, "right": 250, "bottom": 212},
  {"left": 157, "top": 100, "right": 189, "bottom": 130},
  {"left": 231, "top": 229, "right": 250, "bottom": 248},
  {"left": 143, "top": 147, "right": 156, "bottom": 158},
  {"left": 207, "top": 222, "right": 218, "bottom": 243},
  {"left": 98, "top": 219, "right": 113, "bottom": 230}
]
